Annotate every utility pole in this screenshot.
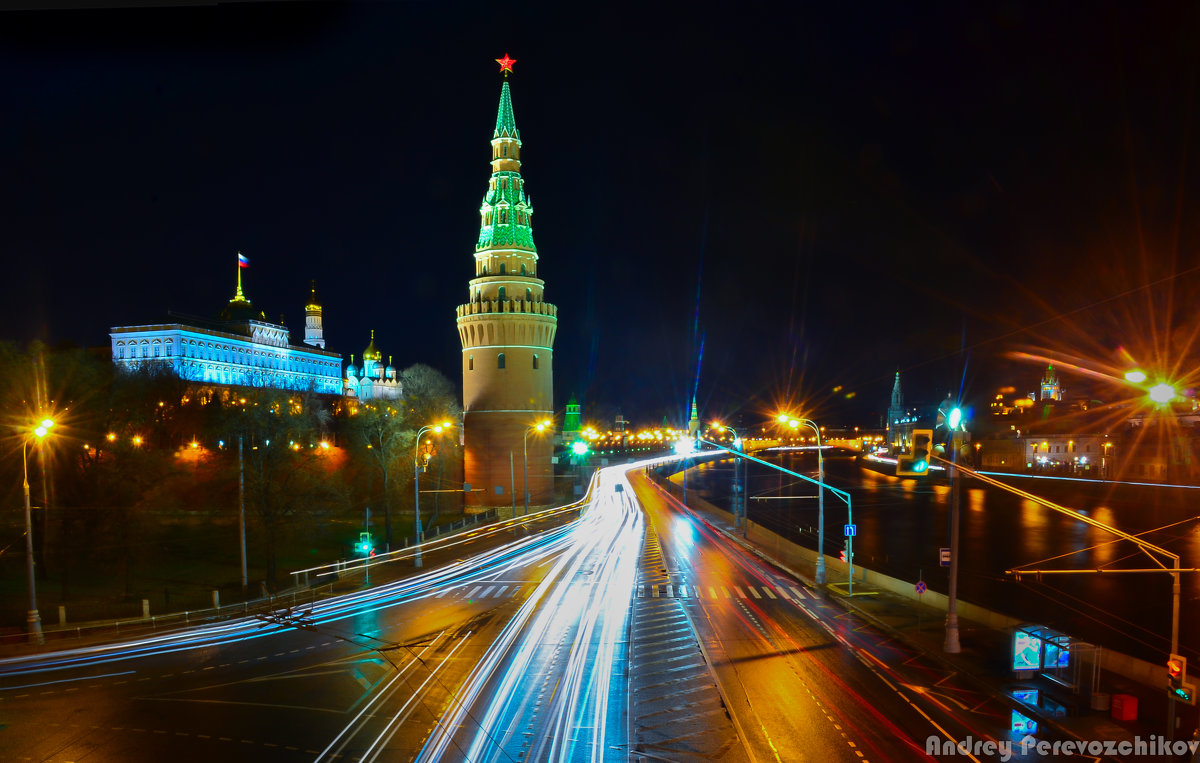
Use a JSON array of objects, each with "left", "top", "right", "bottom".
[
  {"left": 238, "top": 435, "right": 248, "bottom": 594},
  {"left": 944, "top": 428, "right": 962, "bottom": 653}
]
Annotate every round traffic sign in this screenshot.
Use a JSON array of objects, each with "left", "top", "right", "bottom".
[{"left": 915, "top": 580, "right": 927, "bottom": 594}]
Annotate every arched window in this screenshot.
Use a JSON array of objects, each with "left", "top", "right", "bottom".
[
  {"left": 499, "top": 262, "right": 506, "bottom": 275},
  {"left": 497, "top": 353, "right": 506, "bottom": 369},
  {"left": 498, "top": 286, "right": 506, "bottom": 301},
  {"left": 521, "top": 263, "right": 527, "bottom": 275},
  {"left": 533, "top": 354, "right": 539, "bottom": 370},
  {"left": 526, "top": 288, "right": 532, "bottom": 302},
  {"left": 468, "top": 355, "right": 474, "bottom": 371}
]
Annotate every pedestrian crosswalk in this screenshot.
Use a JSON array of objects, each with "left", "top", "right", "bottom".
[
  {"left": 430, "top": 581, "right": 811, "bottom": 602},
  {"left": 635, "top": 583, "right": 810, "bottom": 601}
]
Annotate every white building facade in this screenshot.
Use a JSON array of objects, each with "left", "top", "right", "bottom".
[{"left": 110, "top": 268, "right": 342, "bottom": 394}]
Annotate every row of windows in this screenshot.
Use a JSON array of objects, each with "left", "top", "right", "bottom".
[
  {"left": 482, "top": 209, "right": 530, "bottom": 226},
  {"left": 1031, "top": 443, "right": 1099, "bottom": 454},
  {"left": 475, "top": 286, "right": 535, "bottom": 302},
  {"left": 467, "top": 353, "right": 540, "bottom": 371},
  {"left": 480, "top": 262, "right": 530, "bottom": 276},
  {"left": 115, "top": 338, "right": 337, "bottom": 376}
]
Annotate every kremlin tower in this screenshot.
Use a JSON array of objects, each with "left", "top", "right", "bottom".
[{"left": 456, "top": 56, "right": 557, "bottom": 512}]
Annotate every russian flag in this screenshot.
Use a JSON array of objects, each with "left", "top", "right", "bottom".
[{"left": 237, "top": 252, "right": 250, "bottom": 268}]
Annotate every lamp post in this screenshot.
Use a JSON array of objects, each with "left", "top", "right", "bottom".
[
  {"left": 413, "top": 421, "right": 452, "bottom": 568},
  {"left": 778, "top": 414, "right": 827, "bottom": 586},
  {"left": 713, "top": 423, "right": 745, "bottom": 529},
  {"left": 23, "top": 417, "right": 54, "bottom": 645},
  {"left": 523, "top": 420, "right": 552, "bottom": 515}
]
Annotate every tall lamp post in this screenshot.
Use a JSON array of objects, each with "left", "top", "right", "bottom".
[
  {"left": 413, "top": 421, "right": 453, "bottom": 568},
  {"left": 23, "top": 417, "right": 54, "bottom": 645},
  {"left": 778, "top": 414, "right": 827, "bottom": 586},
  {"left": 523, "top": 420, "right": 552, "bottom": 515},
  {"left": 713, "top": 423, "right": 745, "bottom": 529}
]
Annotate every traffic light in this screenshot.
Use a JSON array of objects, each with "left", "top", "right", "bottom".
[
  {"left": 1171, "top": 683, "right": 1196, "bottom": 706},
  {"left": 1169, "top": 654, "right": 1187, "bottom": 690},
  {"left": 357, "top": 531, "right": 373, "bottom": 555},
  {"left": 896, "top": 429, "right": 934, "bottom": 477}
]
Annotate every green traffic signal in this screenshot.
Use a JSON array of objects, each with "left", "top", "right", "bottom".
[{"left": 571, "top": 440, "right": 589, "bottom": 456}]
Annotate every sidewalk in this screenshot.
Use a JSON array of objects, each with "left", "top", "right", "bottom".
[{"left": 667, "top": 479, "right": 1194, "bottom": 761}]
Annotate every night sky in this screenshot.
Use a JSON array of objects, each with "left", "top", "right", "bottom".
[{"left": 4, "top": 2, "right": 1199, "bottom": 428}]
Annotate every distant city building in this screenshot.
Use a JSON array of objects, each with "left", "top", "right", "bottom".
[
  {"left": 110, "top": 263, "right": 342, "bottom": 394},
  {"left": 688, "top": 397, "right": 700, "bottom": 441},
  {"left": 343, "top": 330, "right": 403, "bottom": 400},
  {"left": 457, "top": 69, "right": 557, "bottom": 511},
  {"left": 1038, "top": 364, "right": 1065, "bottom": 401},
  {"left": 884, "top": 371, "right": 922, "bottom": 451}
]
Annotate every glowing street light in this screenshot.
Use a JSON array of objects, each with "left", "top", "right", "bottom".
[
  {"left": 23, "top": 416, "right": 55, "bottom": 644},
  {"left": 414, "top": 421, "right": 455, "bottom": 567},
  {"left": 1125, "top": 369, "right": 1148, "bottom": 384},
  {"left": 523, "top": 419, "right": 553, "bottom": 515},
  {"left": 1149, "top": 382, "right": 1177, "bottom": 405}
]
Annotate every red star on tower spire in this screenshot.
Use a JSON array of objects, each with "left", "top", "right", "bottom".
[{"left": 495, "top": 53, "right": 516, "bottom": 76}]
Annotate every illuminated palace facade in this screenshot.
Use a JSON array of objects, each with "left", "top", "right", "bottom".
[
  {"left": 110, "top": 270, "right": 343, "bottom": 394},
  {"left": 457, "top": 71, "right": 557, "bottom": 510}
]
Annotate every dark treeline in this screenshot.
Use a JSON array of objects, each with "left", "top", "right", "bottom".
[{"left": 0, "top": 342, "right": 462, "bottom": 615}]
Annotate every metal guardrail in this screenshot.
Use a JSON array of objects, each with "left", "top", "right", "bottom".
[{"left": 0, "top": 583, "right": 341, "bottom": 648}]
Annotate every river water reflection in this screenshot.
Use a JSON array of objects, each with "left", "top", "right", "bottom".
[{"left": 682, "top": 450, "right": 1200, "bottom": 663}]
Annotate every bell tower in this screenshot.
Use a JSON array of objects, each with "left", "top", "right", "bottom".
[
  {"left": 304, "top": 281, "right": 325, "bottom": 349},
  {"left": 456, "top": 56, "right": 557, "bottom": 511}
]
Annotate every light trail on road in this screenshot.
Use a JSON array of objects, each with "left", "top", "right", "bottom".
[
  {"left": 0, "top": 501, "right": 585, "bottom": 679},
  {"left": 418, "top": 457, "right": 679, "bottom": 763}
]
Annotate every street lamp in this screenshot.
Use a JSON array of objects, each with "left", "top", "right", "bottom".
[
  {"left": 413, "top": 421, "right": 453, "bottom": 568},
  {"left": 778, "top": 413, "right": 828, "bottom": 586},
  {"left": 523, "top": 419, "right": 552, "bottom": 515},
  {"left": 713, "top": 422, "right": 746, "bottom": 530},
  {"left": 23, "top": 417, "right": 54, "bottom": 644}
]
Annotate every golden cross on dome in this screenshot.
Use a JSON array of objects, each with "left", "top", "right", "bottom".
[{"left": 495, "top": 53, "right": 516, "bottom": 76}]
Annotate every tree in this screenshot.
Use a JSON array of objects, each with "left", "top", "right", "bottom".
[
  {"left": 399, "top": 364, "right": 463, "bottom": 528},
  {"left": 344, "top": 401, "right": 412, "bottom": 550},
  {"left": 217, "top": 389, "right": 342, "bottom": 589}
]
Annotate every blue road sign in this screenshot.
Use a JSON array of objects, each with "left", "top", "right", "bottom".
[
  {"left": 939, "top": 547, "right": 951, "bottom": 567},
  {"left": 844, "top": 523, "right": 856, "bottom": 537}
]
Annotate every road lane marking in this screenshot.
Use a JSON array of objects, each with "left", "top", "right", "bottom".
[
  {"left": 762, "top": 587, "right": 777, "bottom": 599},
  {"left": 734, "top": 586, "right": 747, "bottom": 598},
  {"left": 495, "top": 585, "right": 508, "bottom": 596},
  {"left": 466, "top": 585, "right": 482, "bottom": 598},
  {"left": 709, "top": 586, "right": 718, "bottom": 599},
  {"left": 790, "top": 586, "right": 807, "bottom": 600},
  {"left": 435, "top": 588, "right": 450, "bottom": 598},
  {"left": 721, "top": 586, "right": 731, "bottom": 598}
]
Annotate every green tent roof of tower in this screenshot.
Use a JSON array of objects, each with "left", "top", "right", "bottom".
[
  {"left": 478, "top": 80, "right": 536, "bottom": 252},
  {"left": 494, "top": 80, "right": 521, "bottom": 140}
]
